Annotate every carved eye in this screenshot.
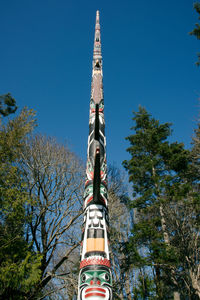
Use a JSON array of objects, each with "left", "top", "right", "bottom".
[
  {"left": 105, "top": 274, "right": 110, "bottom": 282},
  {"left": 82, "top": 274, "right": 86, "bottom": 282},
  {"left": 81, "top": 273, "right": 90, "bottom": 283},
  {"left": 101, "top": 273, "right": 110, "bottom": 282}
]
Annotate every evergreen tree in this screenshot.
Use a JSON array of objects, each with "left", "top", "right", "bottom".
[
  {"left": 123, "top": 107, "right": 193, "bottom": 299},
  {"left": 0, "top": 93, "right": 17, "bottom": 117}
]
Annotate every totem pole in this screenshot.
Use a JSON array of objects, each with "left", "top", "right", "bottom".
[{"left": 78, "top": 11, "right": 112, "bottom": 300}]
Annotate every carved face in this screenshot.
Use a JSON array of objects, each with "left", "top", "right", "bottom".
[{"left": 79, "top": 266, "right": 112, "bottom": 300}]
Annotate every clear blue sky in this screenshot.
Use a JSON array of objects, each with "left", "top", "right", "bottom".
[{"left": 0, "top": 0, "right": 199, "bottom": 167}]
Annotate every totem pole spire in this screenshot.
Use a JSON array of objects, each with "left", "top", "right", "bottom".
[
  {"left": 78, "top": 11, "right": 113, "bottom": 300},
  {"left": 93, "top": 10, "right": 102, "bottom": 61}
]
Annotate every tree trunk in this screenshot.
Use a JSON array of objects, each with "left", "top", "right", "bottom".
[
  {"left": 174, "top": 291, "right": 181, "bottom": 300},
  {"left": 160, "top": 205, "right": 181, "bottom": 300},
  {"left": 124, "top": 273, "right": 132, "bottom": 300},
  {"left": 159, "top": 205, "right": 180, "bottom": 300},
  {"left": 152, "top": 163, "right": 181, "bottom": 300},
  {"left": 189, "top": 269, "right": 200, "bottom": 298}
]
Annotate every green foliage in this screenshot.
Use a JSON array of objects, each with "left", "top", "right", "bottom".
[
  {"left": 123, "top": 106, "right": 189, "bottom": 208},
  {"left": 0, "top": 107, "right": 36, "bottom": 162},
  {"left": 0, "top": 252, "right": 41, "bottom": 298},
  {"left": 190, "top": 2, "right": 200, "bottom": 65},
  {"left": 123, "top": 106, "right": 196, "bottom": 298},
  {"left": 0, "top": 103, "right": 41, "bottom": 298},
  {"left": 133, "top": 272, "right": 155, "bottom": 300},
  {"left": 191, "top": 2, "right": 200, "bottom": 39},
  {"left": 0, "top": 93, "right": 17, "bottom": 117}
]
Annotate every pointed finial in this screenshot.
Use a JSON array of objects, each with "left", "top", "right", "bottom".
[
  {"left": 96, "top": 10, "right": 100, "bottom": 25},
  {"left": 93, "top": 10, "right": 102, "bottom": 61}
]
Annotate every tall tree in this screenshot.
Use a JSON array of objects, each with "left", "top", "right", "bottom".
[
  {"left": 0, "top": 107, "right": 41, "bottom": 299},
  {"left": 0, "top": 101, "right": 85, "bottom": 299},
  {"left": 20, "top": 134, "right": 85, "bottom": 299},
  {"left": 39, "top": 165, "right": 133, "bottom": 300},
  {"left": 123, "top": 107, "right": 194, "bottom": 299},
  {"left": 187, "top": 114, "right": 200, "bottom": 298},
  {"left": 107, "top": 165, "right": 133, "bottom": 300}
]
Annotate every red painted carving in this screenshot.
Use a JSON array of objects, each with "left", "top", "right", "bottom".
[{"left": 80, "top": 258, "right": 111, "bottom": 269}]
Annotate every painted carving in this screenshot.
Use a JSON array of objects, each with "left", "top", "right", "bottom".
[
  {"left": 79, "top": 266, "right": 112, "bottom": 300},
  {"left": 78, "top": 10, "right": 112, "bottom": 300}
]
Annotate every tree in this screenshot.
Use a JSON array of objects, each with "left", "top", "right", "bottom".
[
  {"left": 43, "top": 248, "right": 80, "bottom": 299},
  {"left": 0, "top": 107, "right": 41, "bottom": 299},
  {"left": 191, "top": 114, "right": 200, "bottom": 176},
  {"left": 185, "top": 114, "right": 200, "bottom": 298},
  {"left": 0, "top": 93, "right": 17, "bottom": 117},
  {"left": 190, "top": 2, "right": 200, "bottom": 66},
  {"left": 163, "top": 194, "right": 200, "bottom": 299},
  {"left": 20, "top": 134, "right": 85, "bottom": 299},
  {"left": 108, "top": 165, "right": 156, "bottom": 300},
  {"left": 42, "top": 164, "right": 134, "bottom": 300},
  {"left": 107, "top": 165, "right": 133, "bottom": 299},
  {"left": 0, "top": 99, "right": 86, "bottom": 299},
  {"left": 123, "top": 107, "right": 197, "bottom": 299}
]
